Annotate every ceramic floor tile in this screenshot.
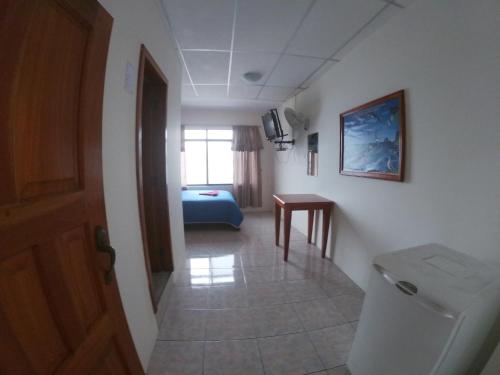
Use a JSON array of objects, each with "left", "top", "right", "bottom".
[
  {"left": 293, "top": 298, "right": 347, "bottom": 330},
  {"left": 241, "top": 253, "right": 280, "bottom": 267},
  {"left": 283, "top": 279, "right": 328, "bottom": 302},
  {"left": 205, "top": 308, "right": 255, "bottom": 340},
  {"left": 153, "top": 213, "right": 365, "bottom": 375},
  {"left": 243, "top": 266, "right": 283, "bottom": 284},
  {"left": 350, "top": 321, "right": 358, "bottom": 331},
  {"left": 147, "top": 341, "right": 203, "bottom": 375},
  {"left": 308, "top": 324, "right": 355, "bottom": 369},
  {"left": 258, "top": 332, "right": 324, "bottom": 375},
  {"left": 209, "top": 268, "right": 246, "bottom": 287},
  {"left": 174, "top": 268, "right": 245, "bottom": 287},
  {"left": 314, "top": 368, "right": 351, "bottom": 375},
  {"left": 251, "top": 303, "right": 303, "bottom": 337},
  {"left": 247, "top": 282, "right": 289, "bottom": 306},
  {"left": 168, "top": 287, "right": 209, "bottom": 309},
  {"left": 208, "top": 286, "right": 249, "bottom": 308},
  {"left": 204, "top": 339, "right": 265, "bottom": 375},
  {"left": 183, "top": 255, "right": 212, "bottom": 269},
  {"left": 327, "top": 365, "right": 352, "bottom": 374},
  {"left": 158, "top": 309, "right": 206, "bottom": 340},
  {"left": 210, "top": 253, "right": 242, "bottom": 268},
  {"left": 329, "top": 293, "right": 364, "bottom": 322},
  {"left": 319, "top": 278, "right": 365, "bottom": 298},
  {"left": 278, "top": 265, "right": 313, "bottom": 281}
]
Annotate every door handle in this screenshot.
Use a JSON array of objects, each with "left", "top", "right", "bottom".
[
  {"left": 373, "top": 263, "right": 456, "bottom": 320},
  {"left": 95, "top": 226, "right": 116, "bottom": 284}
]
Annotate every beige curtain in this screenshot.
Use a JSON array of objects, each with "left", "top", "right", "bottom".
[{"left": 232, "top": 126, "right": 263, "bottom": 208}]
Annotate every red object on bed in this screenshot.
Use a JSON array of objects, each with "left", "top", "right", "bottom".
[{"left": 199, "top": 190, "right": 219, "bottom": 196}]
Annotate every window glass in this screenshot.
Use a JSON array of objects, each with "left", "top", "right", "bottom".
[
  {"left": 184, "top": 128, "right": 234, "bottom": 185},
  {"left": 207, "top": 129, "right": 233, "bottom": 140},
  {"left": 208, "top": 141, "right": 233, "bottom": 184},
  {"left": 185, "top": 129, "right": 207, "bottom": 140},
  {"left": 185, "top": 141, "right": 207, "bottom": 184}
]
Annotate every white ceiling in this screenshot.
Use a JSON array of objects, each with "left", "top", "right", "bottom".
[{"left": 160, "top": 0, "right": 412, "bottom": 110}]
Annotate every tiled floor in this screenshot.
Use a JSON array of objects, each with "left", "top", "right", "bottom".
[{"left": 148, "top": 212, "right": 364, "bottom": 375}]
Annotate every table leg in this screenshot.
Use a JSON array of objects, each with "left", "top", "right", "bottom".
[
  {"left": 283, "top": 208, "right": 292, "bottom": 261},
  {"left": 321, "top": 206, "right": 331, "bottom": 258},
  {"left": 307, "top": 209, "right": 314, "bottom": 244},
  {"left": 275, "top": 202, "right": 281, "bottom": 246}
]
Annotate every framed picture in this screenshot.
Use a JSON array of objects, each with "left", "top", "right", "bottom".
[{"left": 340, "top": 90, "right": 405, "bottom": 181}]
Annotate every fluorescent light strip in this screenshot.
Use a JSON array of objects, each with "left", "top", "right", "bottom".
[{"left": 226, "top": 0, "right": 238, "bottom": 96}]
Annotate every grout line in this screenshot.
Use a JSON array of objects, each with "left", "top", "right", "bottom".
[
  {"left": 157, "top": 318, "right": 353, "bottom": 343},
  {"left": 289, "top": 299, "right": 329, "bottom": 371},
  {"left": 306, "top": 328, "right": 329, "bottom": 371},
  {"left": 201, "top": 339, "right": 206, "bottom": 375},
  {"left": 255, "top": 336, "right": 268, "bottom": 375},
  {"left": 327, "top": 3, "right": 392, "bottom": 61},
  {"left": 295, "top": 3, "right": 394, "bottom": 91},
  {"left": 158, "top": 0, "right": 198, "bottom": 96},
  {"left": 182, "top": 48, "right": 231, "bottom": 53},
  {"left": 226, "top": 0, "right": 238, "bottom": 96},
  {"left": 181, "top": 48, "right": 339, "bottom": 63},
  {"left": 256, "top": 0, "right": 318, "bottom": 99}
]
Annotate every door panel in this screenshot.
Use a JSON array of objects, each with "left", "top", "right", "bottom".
[
  {"left": 0, "top": 250, "right": 69, "bottom": 373},
  {"left": 0, "top": 1, "right": 144, "bottom": 374}
]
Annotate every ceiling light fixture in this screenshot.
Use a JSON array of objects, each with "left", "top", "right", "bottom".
[{"left": 242, "top": 71, "right": 263, "bottom": 83}]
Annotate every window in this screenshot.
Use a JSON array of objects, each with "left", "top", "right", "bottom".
[{"left": 184, "top": 129, "right": 233, "bottom": 185}]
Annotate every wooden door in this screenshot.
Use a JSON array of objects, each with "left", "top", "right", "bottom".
[
  {"left": 0, "top": 1, "right": 144, "bottom": 374},
  {"left": 136, "top": 46, "right": 174, "bottom": 308}
]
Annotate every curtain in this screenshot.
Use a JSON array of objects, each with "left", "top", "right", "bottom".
[
  {"left": 180, "top": 125, "right": 187, "bottom": 188},
  {"left": 232, "top": 126, "right": 263, "bottom": 208}
]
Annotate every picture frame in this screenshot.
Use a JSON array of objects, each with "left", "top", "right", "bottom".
[{"left": 340, "top": 90, "right": 405, "bottom": 181}]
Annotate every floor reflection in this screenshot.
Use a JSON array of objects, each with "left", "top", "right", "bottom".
[{"left": 189, "top": 256, "right": 237, "bottom": 285}]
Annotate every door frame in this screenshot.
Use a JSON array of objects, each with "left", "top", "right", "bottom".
[{"left": 135, "top": 45, "right": 173, "bottom": 311}]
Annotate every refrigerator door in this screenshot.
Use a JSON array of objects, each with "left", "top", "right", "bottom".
[{"left": 348, "top": 268, "right": 458, "bottom": 375}]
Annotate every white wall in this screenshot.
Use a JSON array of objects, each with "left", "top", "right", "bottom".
[
  {"left": 98, "top": 0, "right": 185, "bottom": 369},
  {"left": 275, "top": 0, "right": 500, "bottom": 289},
  {"left": 182, "top": 107, "right": 275, "bottom": 210},
  {"left": 482, "top": 341, "right": 500, "bottom": 375}
]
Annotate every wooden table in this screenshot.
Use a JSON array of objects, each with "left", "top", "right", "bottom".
[{"left": 273, "top": 194, "right": 334, "bottom": 261}]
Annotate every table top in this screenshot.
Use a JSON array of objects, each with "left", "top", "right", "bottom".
[{"left": 273, "top": 194, "right": 333, "bottom": 205}]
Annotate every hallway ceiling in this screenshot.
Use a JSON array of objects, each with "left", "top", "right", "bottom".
[{"left": 160, "top": 0, "right": 413, "bottom": 110}]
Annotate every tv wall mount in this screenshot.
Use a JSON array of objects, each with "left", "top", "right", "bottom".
[{"left": 270, "top": 108, "right": 295, "bottom": 151}]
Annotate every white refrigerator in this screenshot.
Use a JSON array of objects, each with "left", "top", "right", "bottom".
[{"left": 347, "top": 244, "right": 500, "bottom": 375}]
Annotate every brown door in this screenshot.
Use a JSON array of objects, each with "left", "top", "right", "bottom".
[
  {"left": 0, "top": 1, "right": 144, "bottom": 374},
  {"left": 136, "top": 46, "right": 174, "bottom": 309}
]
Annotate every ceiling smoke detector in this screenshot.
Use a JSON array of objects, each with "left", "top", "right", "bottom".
[{"left": 242, "top": 71, "right": 263, "bottom": 83}]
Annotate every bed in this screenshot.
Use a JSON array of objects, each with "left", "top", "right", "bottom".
[{"left": 182, "top": 190, "right": 244, "bottom": 228}]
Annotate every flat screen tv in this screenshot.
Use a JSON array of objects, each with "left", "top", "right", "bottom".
[{"left": 261, "top": 109, "right": 283, "bottom": 141}]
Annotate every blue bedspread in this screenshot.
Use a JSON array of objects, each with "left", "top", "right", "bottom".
[{"left": 182, "top": 190, "right": 244, "bottom": 228}]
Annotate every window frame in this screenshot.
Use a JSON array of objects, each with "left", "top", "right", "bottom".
[{"left": 184, "top": 128, "right": 233, "bottom": 186}]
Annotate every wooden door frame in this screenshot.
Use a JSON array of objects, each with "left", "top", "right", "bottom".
[{"left": 135, "top": 45, "right": 172, "bottom": 311}]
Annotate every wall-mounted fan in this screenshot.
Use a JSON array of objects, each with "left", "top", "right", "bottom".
[{"left": 284, "top": 107, "right": 309, "bottom": 131}]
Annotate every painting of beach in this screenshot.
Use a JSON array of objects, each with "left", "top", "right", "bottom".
[{"left": 340, "top": 90, "right": 405, "bottom": 181}]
